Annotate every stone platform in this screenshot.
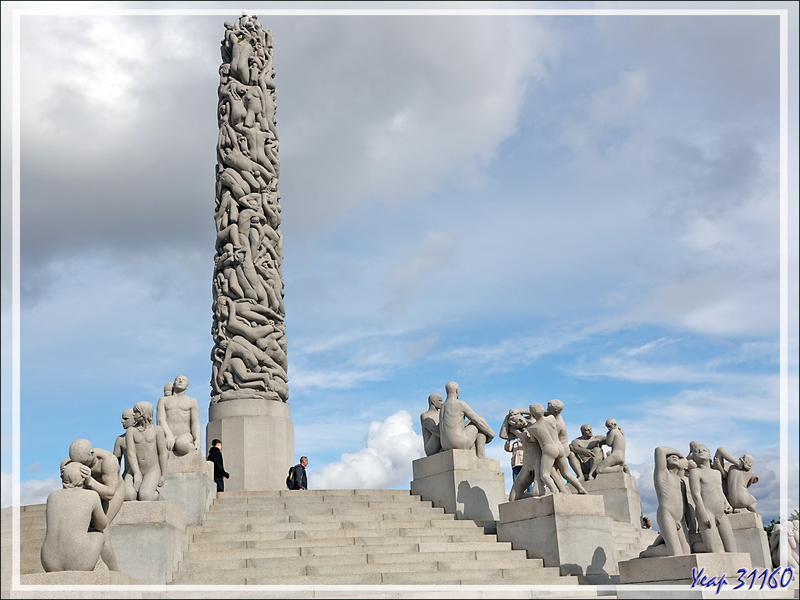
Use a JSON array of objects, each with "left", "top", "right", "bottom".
[
  {"left": 206, "top": 398, "right": 294, "bottom": 492},
  {"left": 410, "top": 449, "right": 506, "bottom": 533},
  {"left": 497, "top": 494, "right": 617, "bottom": 582},
  {"left": 13, "top": 572, "right": 141, "bottom": 599},
  {"left": 582, "top": 471, "right": 642, "bottom": 528},
  {"left": 727, "top": 511, "right": 772, "bottom": 569},
  {"left": 159, "top": 450, "right": 215, "bottom": 525}
]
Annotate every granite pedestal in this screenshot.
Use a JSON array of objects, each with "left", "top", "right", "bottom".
[
  {"left": 410, "top": 449, "right": 506, "bottom": 533},
  {"left": 497, "top": 493, "right": 617, "bottom": 581},
  {"left": 727, "top": 512, "right": 771, "bottom": 569},
  {"left": 158, "top": 450, "right": 215, "bottom": 525},
  {"left": 617, "top": 552, "right": 754, "bottom": 598},
  {"left": 109, "top": 501, "right": 186, "bottom": 585},
  {"left": 582, "top": 471, "right": 642, "bottom": 528},
  {"left": 15, "top": 571, "right": 141, "bottom": 598},
  {"left": 206, "top": 398, "right": 295, "bottom": 492}
]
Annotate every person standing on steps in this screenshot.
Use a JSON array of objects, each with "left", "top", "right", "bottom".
[
  {"left": 207, "top": 439, "right": 229, "bottom": 492},
  {"left": 289, "top": 456, "right": 308, "bottom": 490}
]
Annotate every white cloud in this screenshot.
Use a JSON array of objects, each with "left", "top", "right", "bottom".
[
  {"left": 1, "top": 472, "right": 60, "bottom": 508},
  {"left": 309, "top": 410, "right": 423, "bottom": 490}
]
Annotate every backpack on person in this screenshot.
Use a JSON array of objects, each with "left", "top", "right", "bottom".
[{"left": 286, "top": 466, "right": 297, "bottom": 490}]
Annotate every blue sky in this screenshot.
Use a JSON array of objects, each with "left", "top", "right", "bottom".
[{"left": 1, "top": 2, "right": 798, "bottom": 524}]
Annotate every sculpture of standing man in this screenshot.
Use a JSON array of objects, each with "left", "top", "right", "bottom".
[
  {"left": 157, "top": 375, "right": 201, "bottom": 456},
  {"left": 439, "top": 382, "right": 494, "bottom": 459},
  {"left": 688, "top": 441, "right": 737, "bottom": 553}
]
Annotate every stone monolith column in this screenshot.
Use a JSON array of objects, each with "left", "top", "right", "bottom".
[{"left": 207, "top": 15, "right": 294, "bottom": 491}]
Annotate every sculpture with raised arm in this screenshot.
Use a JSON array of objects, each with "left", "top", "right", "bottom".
[
  {"left": 157, "top": 375, "right": 201, "bottom": 456},
  {"left": 712, "top": 447, "right": 759, "bottom": 513},
  {"left": 688, "top": 441, "right": 737, "bottom": 553},
  {"left": 40, "top": 462, "right": 108, "bottom": 572},
  {"left": 420, "top": 393, "right": 442, "bottom": 456},
  {"left": 640, "top": 446, "right": 693, "bottom": 557},
  {"left": 438, "top": 382, "right": 494, "bottom": 459},
  {"left": 126, "top": 401, "right": 168, "bottom": 501}
]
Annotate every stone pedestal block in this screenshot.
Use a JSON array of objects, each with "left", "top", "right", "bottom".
[
  {"left": 410, "top": 449, "right": 506, "bottom": 533},
  {"left": 109, "top": 501, "right": 186, "bottom": 585},
  {"left": 582, "top": 471, "right": 643, "bottom": 528},
  {"left": 617, "top": 553, "right": 754, "bottom": 598},
  {"left": 727, "top": 512, "right": 771, "bottom": 569},
  {"left": 15, "top": 572, "right": 141, "bottom": 599},
  {"left": 158, "top": 450, "right": 215, "bottom": 525},
  {"left": 206, "top": 398, "right": 295, "bottom": 492},
  {"left": 497, "top": 494, "right": 617, "bottom": 581}
]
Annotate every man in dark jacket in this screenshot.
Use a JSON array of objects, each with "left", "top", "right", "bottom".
[
  {"left": 207, "top": 439, "right": 229, "bottom": 492},
  {"left": 290, "top": 456, "right": 308, "bottom": 490}
]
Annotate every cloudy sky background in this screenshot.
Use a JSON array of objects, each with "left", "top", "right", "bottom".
[{"left": 2, "top": 2, "right": 798, "bottom": 525}]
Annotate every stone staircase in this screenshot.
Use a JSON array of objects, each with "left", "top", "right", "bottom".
[
  {"left": 608, "top": 519, "right": 658, "bottom": 563},
  {"left": 170, "top": 489, "right": 582, "bottom": 586},
  {"left": 1, "top": 505, "right": 47, "bottom": 599}
]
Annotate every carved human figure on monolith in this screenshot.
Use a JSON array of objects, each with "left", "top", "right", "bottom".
[
  {"left": 40, "top": 462, "right": 108, "bottom": 572},
  {"left": 64, "top": 438, "right": 124, "bottom": 571},
  {"left": 420, "top": 393, "right": 442, "bottom": 456},
  {"left": 112, "top": 409, "right": 137, "bottom": 502},
  {"left": 126, "top": 401, "right": 168, "bottom": 501},
  {"left": 712, "top": 447, "right": 759, "bottom": 513},
  {"left": 642, "top": 446, "right": 692, "bottom": 557},
  {"left": 568, "top": 424, "right": 605, "bottom": 481},
  {"left": 438, "top": 382, "right": 494, "bottom": 459},
  {"left": 688, "top": 441, "right": 737, "bottom": 553},
  {"left": 591, "top": 418, "right": 628, "bottom": 478},
  {"left": 157, "top": 375, "right": 201, "bottom": 456}
]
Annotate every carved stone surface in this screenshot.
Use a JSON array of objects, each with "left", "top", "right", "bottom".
[
  {"left": 156, "top": 375, "right": 201, "bottom": 457},
  {"left": 212, "top": 15, "right": 288, "bottom": 404},
  {"left": 40, "top": 462, "right": 107, "bottom": 572}
]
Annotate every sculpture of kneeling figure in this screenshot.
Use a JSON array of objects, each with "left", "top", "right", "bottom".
[
  {"left": 41, "top": 462, "right": 107, "bottom": 572},
  {"left": 126, "top": 401, "right": 168, "bottom": 501}
]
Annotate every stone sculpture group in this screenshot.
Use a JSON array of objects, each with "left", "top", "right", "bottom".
[
  {"left": 495, "top": 401, "right": 629, "bottom": 501},
  {"left": 211, "top": 14, "right": 288, "bottom": 404},
  {"left": 420, "top": 382, "right": 495, "bottom": 459},
  {"left": 42, "top": 377, "right": 203, "bottom": 573},
  {"left": 640, "top": 442, "right": 764, "bottom": 558}
]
